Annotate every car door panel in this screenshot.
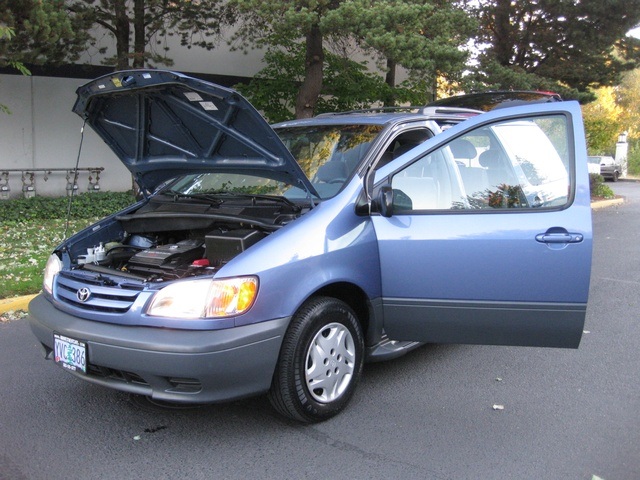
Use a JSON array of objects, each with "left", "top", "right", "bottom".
[{"left": 371, "top": 102, "right": 592, "bottom": 348}]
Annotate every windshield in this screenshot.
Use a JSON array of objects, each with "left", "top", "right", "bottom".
[
  {"left": 161, "top": 124, "right": 384, "bottom": 201},
  {"left": 167, "top": 172, "right": 292, "bottom": 197},
  {"left": 276, "top": 124, "right": 383, "bottom": 199}
]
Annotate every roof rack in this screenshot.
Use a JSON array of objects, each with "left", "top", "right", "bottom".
[
  {"left": 419, "top": 106, "right": 482, "bottom": 116},
  {"left": 315, "top": 106, "right": 424, "bottom": 117},
  {"left": 315, "top": 105, "right": 482, "bottom": 118}
]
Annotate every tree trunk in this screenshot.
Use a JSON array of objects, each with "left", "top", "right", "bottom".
[
  {"left": 113, "top": 0, "right": 130, "bottom": 70},
  {"left": 133, "top": 0, "right": 145, "bottom": 68},
  {"left": 384, "top": 58, "right": 397, "bottom": 107},
  {"left": 295, "top": 24, "right": 324, "bottom": 119},
  {"left": 493, "top": 0, "right": 513, "bottom": 66}
]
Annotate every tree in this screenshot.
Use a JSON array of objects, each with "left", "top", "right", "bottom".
[
  {"left": 1, "top": 1, "right": 89, "bottom": 114},
  {"left": 231, "top": 0, "right": 475, "bottom": 118},
  {"left": 236, "top": 39, "right": 395, "bottom": 122},
  {"left": 0, "top": 26, "right": 29, "bottom": 76},
  {"left": 230, "top": 0, "right": 347, "bottom": 118},
  {"left": 69, "top": 0, "right": 235, "bottom": 69},
  {"left": 617, "top": 68, "right": 640, "bottom": 141},
  {"left": 326, "top": 0, "right": 476, "bottom": 104},
  {"left": 582, "top": 87, "right": 624, "bottom": 154},
  {"left": 465, "top": 0, "right": 640, "bottom": 100},
  {"left": 0, "top": 0, "right": 90, "bottom": 67},
  {"left": 0, "top": 26, "right": 23, "bottom": 114}
]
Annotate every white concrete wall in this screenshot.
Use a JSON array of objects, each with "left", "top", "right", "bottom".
[
  {"left": 0, "top": 74, "right": 132, "bottom": 197},
  {"left": 0, "top": 27, "right": 268, "bottom": 198},
  {"left": 81, "top": 28, "right": 266, "bottom": 77}
]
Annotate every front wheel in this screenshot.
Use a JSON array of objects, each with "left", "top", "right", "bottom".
[{"left": 268, "top": 296, "right": 364, "bottom": 423}]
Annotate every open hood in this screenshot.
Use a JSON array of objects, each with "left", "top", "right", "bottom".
[{"left": 73, "top": 70, "right": 317, "bottom": 195}]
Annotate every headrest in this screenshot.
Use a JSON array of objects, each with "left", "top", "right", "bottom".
[
  {"left": 449, "top": 139, "right": 476, "bottom": 159},
  {"left": 478, "top": 149, "right": 504, "bottom": 168},
  {"left": 393, "top": 143, "right": 420, "bottom": 158}
]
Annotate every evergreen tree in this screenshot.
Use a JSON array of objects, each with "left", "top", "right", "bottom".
[
  {"left": 466, "top": 0, "right": 640, "bottom": 100},
  {"left": 231, "top": 0, "right": 475, "bottom": 118},
  {"left": 0, "top": 0, "right": 90, "bottom": 67},
  {"left": 326, "top": 0, "right": 475, "bottom": 105}
]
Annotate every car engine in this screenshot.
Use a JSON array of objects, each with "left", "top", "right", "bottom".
[{"left": 67, "top": 197, "right": 301, "bottom": 283}]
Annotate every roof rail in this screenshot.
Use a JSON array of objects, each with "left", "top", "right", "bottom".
[
  {"left": 315, "top": 106, "right": 424, "bottom": 117},
  {"left": 420, "top": 106, "right": 482, "bottom": 116},
  {"left": 315, "top": 105, "right": 482, "bottom": 118}
]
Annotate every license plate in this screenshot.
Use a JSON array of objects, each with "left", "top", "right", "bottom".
[{"left": 54, "top": 334, "right": 87, "bottom": 374}]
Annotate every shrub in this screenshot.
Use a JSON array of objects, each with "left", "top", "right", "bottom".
[
  {"left": 0, "top": 191, "right": 136, "bottom": 222},
  {"left": 627, "top": 140, "right": 640, "bottom": 176},
  {"left": 589, "top": 173, "right": 615, "bottom": 199}
]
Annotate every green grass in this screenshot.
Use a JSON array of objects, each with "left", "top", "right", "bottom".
[
  {"left": 0, "top": 192, "right": 136, "bottom": 299},
  {"left": 0, "top": 218, "right": 101, "bottom": 299}
]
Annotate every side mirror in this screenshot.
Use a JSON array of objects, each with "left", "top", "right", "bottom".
[{"left": 376, "top": 186, "right": 394, "bottom": 218}]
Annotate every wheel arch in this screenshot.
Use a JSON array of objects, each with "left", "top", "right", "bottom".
[{"left": 309, "top": 282, "right": 372, "bottom": 340}]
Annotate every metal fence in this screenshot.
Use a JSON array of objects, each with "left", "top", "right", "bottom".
[{"left": 0, "top": 168, "right": 104, "bottom": 199}]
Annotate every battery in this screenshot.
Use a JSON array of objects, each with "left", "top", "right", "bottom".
[{"left": 205, "top": 229, "right": 265, "bottom": 266}]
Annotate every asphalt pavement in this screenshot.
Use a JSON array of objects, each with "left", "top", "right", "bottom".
[{"left": 0, "top": 180, "right": 638, "bottom": 480}]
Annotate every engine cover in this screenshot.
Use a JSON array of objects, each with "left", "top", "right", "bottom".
[{"left": 128, "top": 241, "right": 204, "bottom": 274}]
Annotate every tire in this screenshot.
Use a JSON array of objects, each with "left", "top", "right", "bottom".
[
  {"left": 613, "top": 171, "right": 619, "bottom": 182},
  {"left": 268, "top": 296, "right": 364, "bottom": 423}
]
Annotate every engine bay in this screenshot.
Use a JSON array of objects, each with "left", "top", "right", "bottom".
[
  {"left": 74, "top": 226, "right": 266, "bottom": 282},
  {"left": 68, "top": 195, "right": 303, "bottom": 283}
]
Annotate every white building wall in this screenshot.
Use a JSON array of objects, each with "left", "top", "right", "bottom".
[
  {"left": 82, "top": 29, "right": 266, "bottom": 77},
  {"left": 0, "top": 74, "right": 132, "bottom": 197},
  {"left": 0, "top": 27, "right": 268, "bottom": 198}
]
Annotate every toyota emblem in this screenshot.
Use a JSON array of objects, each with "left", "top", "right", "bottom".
[{"left": 76, "top": 287, "right": 91, "bottom": 303}]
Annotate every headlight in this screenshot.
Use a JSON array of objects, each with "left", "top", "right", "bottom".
[
  {"left": 43, "top": 254, "right": 62, "bottom": 294},
  {"left": 146, "top": 276, "right": 258, "bottom": 319}
]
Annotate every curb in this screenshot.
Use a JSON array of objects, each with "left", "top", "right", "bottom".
[
  {"left": 0, "top": 294, "right": 37, "bottom": 315},
  {"left": 591, "top": 197, "right": 624, "bottom": 210}
]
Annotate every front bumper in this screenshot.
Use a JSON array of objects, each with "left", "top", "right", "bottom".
[{"left": 28, "top": 294, "right": 289, "bottom": 403}]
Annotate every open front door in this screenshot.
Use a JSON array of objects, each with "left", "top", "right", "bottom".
[{"left": 371, "top": 102, "right": 592, "bottom": 348}]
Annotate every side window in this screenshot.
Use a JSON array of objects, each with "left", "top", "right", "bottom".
[
  {"left": 390, "top": 114, "right": 571, "bottom": 211},
  {"left": 376, "top": 128, "right": 433, "bottom": 170}
]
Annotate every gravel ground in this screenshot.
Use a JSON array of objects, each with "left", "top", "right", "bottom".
[{"left": 0, "top": 309, "right": 28, "bottom": 323}]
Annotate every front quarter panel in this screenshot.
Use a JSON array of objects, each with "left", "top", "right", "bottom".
[{"left": 217, "top": 181, "right": 381, "bottom": 327}]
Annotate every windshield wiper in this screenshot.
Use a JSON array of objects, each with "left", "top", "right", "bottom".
[
  {"left": 162, "top": 190, "right": 224, "bottom": 204},
  {"left": 207, "top": 192, "right": 302, "bottom": 212},
  {"left": 163, "top": 189, "right": 303, "bottom": 212}
]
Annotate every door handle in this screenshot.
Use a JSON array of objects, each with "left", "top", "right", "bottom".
[{"left": 535, "top": 232, "right": 583, "bottom": 244}]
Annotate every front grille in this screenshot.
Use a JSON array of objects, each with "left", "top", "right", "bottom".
[{"left": 56, "top": 273, "right": 142, "bottom": 313}]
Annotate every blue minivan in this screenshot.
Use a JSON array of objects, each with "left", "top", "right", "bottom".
[{"left": 29, "top": 70, "right": 592, "bottom": 422}]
